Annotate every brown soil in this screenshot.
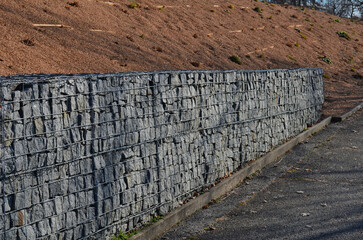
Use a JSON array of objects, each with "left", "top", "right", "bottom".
[{"left": 0, "top": 0, "right": 362, "bottom": 117}]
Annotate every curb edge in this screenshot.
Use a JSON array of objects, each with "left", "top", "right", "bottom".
[
  {"left": 331, "top": 102, "right": 363, "bottom": 123},
  {"left": 129, "top": 117, "right": 332, "bottom": 240}
]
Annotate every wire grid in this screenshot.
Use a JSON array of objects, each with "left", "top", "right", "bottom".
[{"left": 0, "top": 69, "right": 323, "bottom": 239}]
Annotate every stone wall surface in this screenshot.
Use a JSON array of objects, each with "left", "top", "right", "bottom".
[{"left": 0, "top": 68, "right": 324, "bottom": 239}]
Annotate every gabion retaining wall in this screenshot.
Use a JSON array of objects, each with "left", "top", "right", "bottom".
[{"left": 0, "top": 68, "right": 324, "bottom": 239}]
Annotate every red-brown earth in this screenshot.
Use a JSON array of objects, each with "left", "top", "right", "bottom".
[{"left": 0, "top": 0, "right": 362, "bottom": 117}]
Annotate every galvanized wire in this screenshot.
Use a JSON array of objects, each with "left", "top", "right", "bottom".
[{"left": 0, "top": 68, "right": 323, "bottom": 239}]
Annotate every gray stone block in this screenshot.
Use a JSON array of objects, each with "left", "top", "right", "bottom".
[
  {"left": 0, "top": 69, "right": 323, "bottom": 239},
  {"left": 37, "top": 219, "right": 51, "bottom": 237}
]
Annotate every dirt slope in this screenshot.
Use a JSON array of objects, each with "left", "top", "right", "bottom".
[{"left": 0, "top": 0, "right": 362, "bottom": 116}]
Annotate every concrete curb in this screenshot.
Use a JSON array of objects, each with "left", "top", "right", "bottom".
[
  {"left": 332, "top": 102, "right": 363, "bottom": 123},
  {"left": 130, "top": 116, "right": 332, "bottom": 240}
]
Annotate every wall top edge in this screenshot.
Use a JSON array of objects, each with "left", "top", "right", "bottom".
[{"left": 0, "top": 67, "right": 323, "bottom": 83}]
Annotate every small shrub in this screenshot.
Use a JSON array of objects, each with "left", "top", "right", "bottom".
[
  {"left": 128, "top": 1, "right": 139, "bottom": 9},
  {"left": 149, "top": 216, "right": 163, "bottom": 224},
  {"left": 268, "top": 16, "right": 273, "bottom": 19},
  {"left": 21, "top": 39, "right": 35, "bottom": 46},
  {"left": 348, "top": 56, "right": 354, "bottom": 64},
  {"left": 112, "top": 231, "right": 128, "bottom": 240},
  {"left": 253, "top": 7, "right": 263, "bottom": 13},
  {"left": 258, "top": 54, "right": 264, "bottom": 58},
  {"left": 295, "top": 42, "right": 300, "bottom": 47},
  {"left": 210, "top": 9, "right": 216, "bottom": 12},
  {"left": 305, "top": 18, "right": 310, "bottom": 22},
  {"left": 229, "top": 55, "right": 242, "bottom": 65},
  {"left": 295, "top": 28, "right": 301, "bottom": 33},
  {"left": 301, "top": 34, "right": 307, "bottom": 40},
  {"left": 319, "top": 56, "right": 332, "bottom": 64},
  {"left": 323, "top": 73, "right": 330, "bottom": 79},
  {"left": 337, "top": 31, "right": 350, "bottom": 40},
  {"left": 334, "top": 18, "right": 341, "bottom": 23},
  {"left": 140, "top": 34, "right": 145, "bottom": 39},
  {"left": 228, "top": 4, "right": 234, "bottom": 9}
]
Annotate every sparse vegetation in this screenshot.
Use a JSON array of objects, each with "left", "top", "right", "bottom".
[
  {"left": 348, "top": 56, "right": 354, "bottom": 64},
  {"left": 337, "top": 31, "right": 350, "bottom": 40},
  {"left": 229, "top": 55, "right": 242, "bottom": 65},
  {"left": 112, "top": 231, "right": 128, "bottom": 240},
  {"left": 286, "top": 54, "right": 296, "bottom": 61},
  {"left": 319, "top": 56, "right": 332, "bottom": 64},
  {"left": 21, "top": 39, "right": 35, "bottom": 46},
  {"left": 253, "top": 7, "right": 263, "bottom": 13},
  {"left": 112, "top": 216, "right": 163, "bottom": 240},
  {"left": 246, "top": 170, "right": 261, "bottom": 180},
  {"left": 128, "top": 1, "right": 139, "bottom": 9},
  {"left": 212, "top": 197, "right": 222, "bottom": 203},
  {"left": 112, "top": 229, "right": 140, "bottom": 240},
  {"left": 323, "top": 73, "right": 331, "bottom": 79}
]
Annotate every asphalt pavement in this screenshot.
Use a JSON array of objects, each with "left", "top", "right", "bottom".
[{"left": 158, "top": 109, "right": 363, "bottom": 240}]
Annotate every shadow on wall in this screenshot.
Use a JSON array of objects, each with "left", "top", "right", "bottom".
[{"left": 0, "top": 68, "right": 323, "bottom": 239}]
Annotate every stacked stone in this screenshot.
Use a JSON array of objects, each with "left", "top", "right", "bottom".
[{"left": 0, "top": 68, "right": 323, "bottom": 239}]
